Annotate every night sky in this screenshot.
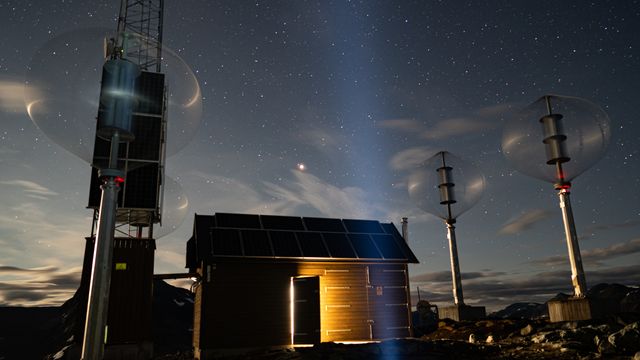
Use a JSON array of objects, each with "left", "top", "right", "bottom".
[{"left": 1, "top": 0, "right": 639, "bottom": 311}]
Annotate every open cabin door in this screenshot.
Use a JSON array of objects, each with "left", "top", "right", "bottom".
[{"left": 292, "top": 276, "right": 320, "bottom": 345}]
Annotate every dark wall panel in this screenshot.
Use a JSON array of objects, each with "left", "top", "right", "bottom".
[{"left": 79, "top": 237, "right": 156, "bottom": 345}]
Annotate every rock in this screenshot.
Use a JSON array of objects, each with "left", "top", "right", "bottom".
[
  {"left": 634, "top": 351, "right": 640, "bottom": 360},
  {"left": 562, "top": 325, "right": 602, "bottom": 349},
  {"left": 438, "top": 320, "right": 455, "bottom": 331},
  {"left": 562, "top": 321, "right": 579, "bottom": 330},
  {"left": 520, "top": 324, "right": 534, "bottom": 336},
  {"left": 468, "top": 333, "right": 477, "bottom": 343},
  {"left": 485, "top": 335, "right": 494, "bottom": 344},
  {"left": 598, "top": 340, "right": 616, "bottom": 355},
  {"left": 622, "top": 290, "right": 640, "bottom": 313},
  {"left": 608, "top": 322, "right": 640, "bottom": 353},
  {"left": 531, "top": 333, "right": 547, "bottom": 344}
]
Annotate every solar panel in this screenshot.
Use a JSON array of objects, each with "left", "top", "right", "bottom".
[
  {"left": 322, "top": 232, "right": 356, "bottom": 258},
  {"left": 381, "top": 223, "right": 401, "bottom": 236},
  {"left": 211, "top": 228, "right": 242, "bottom": 256},
  {"left": 128, "top": 115, "right": 161, "bottom": 160},
  {"left": 261, "top": 215, "right": 305, "bottom": 230},
  {"left": 303, "top": 217, "right": 346, "bottom": 232},
  {"left": 88, "top": 161, "right": 158, "bottom": 210},
  {"left": 217, "top": 213, "right": 262, "bottom": 229},
  {"left": 371, "top": 234, "right": 405, "bottom": 259},
  {"left": 193, "top": 214, "right": 419, "bottom": 263},
  {"left": 269, "top": 231, "right": 302, "bottom": 257},
  {"left": 121, "top": 163, "right": 160, "bottom": 209},
  {"left": 348, "top": 233, "right": 383, "bottom": 258},
  {"left": 135, "top": 71, "right": 165, "bottom": 115},
  {"left": 296, "top": 232, "right": 330, "bottom": 258},
  {"left": 241, "top": 230, "right": 272, "bottom": 256},
  {"left": 343, "top": 219, "right": 385, "bottom": 234}
]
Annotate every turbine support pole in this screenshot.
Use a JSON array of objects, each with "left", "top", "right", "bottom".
[
  {"left": 557, "top": 186, "right": 588, "bottom": 297},
  {"left": 446, "top": 219, "right": 464, "bottom": 305},
  {"left": 81, "top": 132, "right": 124, "bottom": 360}
]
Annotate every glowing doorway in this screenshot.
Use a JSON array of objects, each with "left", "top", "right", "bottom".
[{"left": 291, "top": 276, "right": 320, "bottom": 345}]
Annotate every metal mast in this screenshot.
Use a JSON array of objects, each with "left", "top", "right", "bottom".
[
  {"left": 81, "top": 1, "right": 166, "bottom": 359},
  {"left": 541, "top": 95, "right": 587, "bottom": 297},
  {"left": 116, "top": 0, "right": 164, "bottom": 72}
]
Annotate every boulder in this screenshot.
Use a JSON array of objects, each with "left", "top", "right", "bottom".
[
  {"left": 608, "top": 322, "right": 640, "bottom": 354},
  {"left": 520, "top": 324, "right": 534, "bottom": 336},
  {"left": 621, "top": 290, "right": 640, "bottom": 313},
  {"left": 485, "top": 335, "right": 494, "bottom": 344},
  {"left": 468, "top": 333, "right": 477, "bottom": 343}
]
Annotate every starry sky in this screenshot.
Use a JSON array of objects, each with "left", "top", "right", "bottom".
[{"left": 0, "top": 0, "right": 639, "bottom": 311}]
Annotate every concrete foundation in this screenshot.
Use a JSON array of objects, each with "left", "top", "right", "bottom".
[
  {"left": 548, "top": 297, "right": 592, "bottom": 322},
  {"left": 438, "top": 304, "right": 486, "bottom": 321}
]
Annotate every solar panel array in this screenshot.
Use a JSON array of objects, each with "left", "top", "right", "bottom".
[{"left": 189, "top": 213, "right": 418, "bottom": 264}]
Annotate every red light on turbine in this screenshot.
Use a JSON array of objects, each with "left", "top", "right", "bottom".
[{"left": 115, "top": 176, "right": 125, "bottom": 184}]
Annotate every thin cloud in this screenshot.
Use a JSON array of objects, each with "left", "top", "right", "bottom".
[
  {"left": 584, "top": 220, "right": 640, "bottom": 233},
  {"left": 262, "top": 170, "right": 386, "bottom": 219},
  {"left": 530, "top": 238, "right": 640, "bottom": 267},
  {"left": 0, "top": 180, "right": 59, "bottom": 199},
  {"left": 297, "top": 127, "right": 346, "bottom": 155},
  {"left": 422, "top": 117, "right": 493, "bottom": 139},
  {"left": 0, "top": 266, "right": 81, "bottom": 306},
  {"left": 475, "top": 103, "right": 516, "bottom": 119},
  {"left": 0, "top": 265, "right": 58, "bottom": 274},
  {"left": 0, "top": 77, "right": 31, "bottom": 113},
  {"left": 187, "top": 169, "right": 398, "bottom": 223},
  {"left": 379, "top": 118, "right": 424, "bottom": 133},
  {"left": 499, "top": 209, "right": 553, "bottom": 235},
  {"left": 388, "top": 146, "right": 436, "bottom": 171},
  {"left": 379, "top": 104, "right": 514, "bottom": 140},
  {"left": 0, "top": 202, "right": 87, "bottom": 267},
  {"left": 410, "top": 270, "right": 506, "bottom": 283}
]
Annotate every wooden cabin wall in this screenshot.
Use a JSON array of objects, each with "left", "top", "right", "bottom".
[
  {"left": 77, "top": 237, "right": 155, "bottom": 346},
  {"left": 195, "top": 262, "right": 297, "bottom": 349},
  {"left": 107, "top": 238, "right": 156, "bottom": 344},
  {"left": 194, "top": 261, "right": 411, "bottom": 351},
  {"left": 296, "top": 263, "right": 370, "bottom": 342}
]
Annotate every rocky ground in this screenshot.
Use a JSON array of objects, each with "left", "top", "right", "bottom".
[
  {"left": 2, "top": 282, "right": 639, "bottom": 359},
  {"left": 155, "top": 317, "right": 640, "bottom": 360},
  {"left": 150, "top": 282, "right": 640, "bottom": 360}
]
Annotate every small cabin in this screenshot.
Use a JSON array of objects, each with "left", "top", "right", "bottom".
[{"left": 186, "top": 213, "right": 419, "bottom": 359}]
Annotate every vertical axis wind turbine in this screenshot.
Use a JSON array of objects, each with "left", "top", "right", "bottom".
[
  {"left": 81, "top": 1, "right": 166, "bottom": 359},
  {"left": 408, "top": 151, "right": 486, "bottom": 320},
  {"left": 502, "top": 94, "right": 610, "bottom": 320}
]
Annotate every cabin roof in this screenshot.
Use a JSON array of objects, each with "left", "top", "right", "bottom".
[{"left": 186, "top": 213, "right": 419, "bottom": 267}]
